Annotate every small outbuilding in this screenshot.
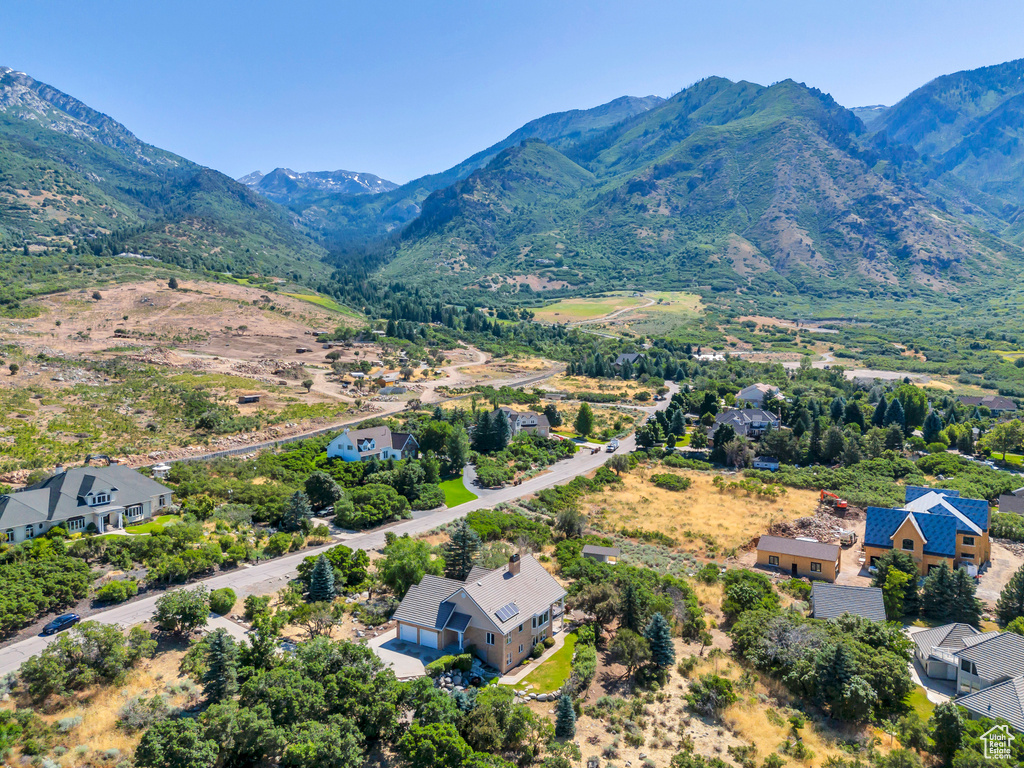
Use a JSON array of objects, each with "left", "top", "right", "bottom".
[
  {"left": 237, "top": 394, "right": 261, "bottom": 404},
  {"left": 811, "top": 583, "right": 887, "bottom": 622},
  {"left": 582, "top": 545, "right": 620, "bottom": 564},
  {"left": 756, "top": 535, "right": 841, "bottom": 581},
  {"left": 752, "top": 456, "right": 780, "bottom": 471}
]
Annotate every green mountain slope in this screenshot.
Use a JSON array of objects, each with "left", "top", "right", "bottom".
[
  {"left": 383, "top": 78, "right": 1024, "bottom": 299},
  {"left": 875, "top": 58, "right": 1024, "bottom": 237},
  {"left": 0, "top": 66, "right": 329, "bottom": 280},
  {"left": 268, "top": 95, "right": 664, "bottom": 244}
]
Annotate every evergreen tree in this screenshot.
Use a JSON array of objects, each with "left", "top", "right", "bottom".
[
  {"left": 844, "top": 400, "right": 865, "bottom": 430},
  {"left": 871, "top": 550, "right": 920, "bottom": 616},
  {"left": 305, "top": 471, "right": 343, "bottom": 511},
  {"left": 670, "top": 409, "right": 686, "bottom": 437},
  {"left": 488, "top": 410, "right": 510, "bottom": 451},
  {"left": 872, "top": 397, "right": 888, "bottom": 427},
  {"left": 202, "top": 628, "right": 238, "bottom": 703},
  {"left": 807, "top": 419, "right": 823, "bottom": 463},
  {"left": 554, "top": 692, "right": 576, "bottom": 739},
  {"left": 884, "top": 397, "right": 906, "bottom": 432},
  {"left": 543, "top": 403, "right": 563, "bottom": 428},
  {"left": 643, "top": 612, "right": 675, "bottom": 668},
  {"left": 574, "top": 403, "right": 595, "bottom": 438},
  {"left": 884, "top": 425, "right": 905, "bottom": 451},
  {"left": 471, "top": 411, "right": 491, "bottom": 452},
  {"left": 921, "top": 564, "right": 956, "bottom": 622},
  {"left": 309, "top": 554, "right": 337, "bottom": 602},
  {"left": 922, "top": 411, "right": 945, "bottom": 444},
  {"left": 281, "top": 491, "right": 312, "bottom": 532},
  {"left": 620, "top": 358, "right": 634, "bottom": 380},
  {"left": 830, "top": 396, "right": 846, "bottom": 424},
  {"left": 929, "top": 701, "right": 965, "bottom": 766},
  {"left": 442, "top": 519, "right": 481, "bottom": 581},
  {"left": 821, "top": 425, "right": 846, "bottom": 464},
  {"left": 996, "top": 563, "right": 1024, "bottom": 626},
  {"left": 816, "top": 642, "right": 854, "bottom": 717},
  {"left": 956, "top": 428, "right": 975, "bottom": 455},
  {"left": 445, "top": 428, "right": 471, "bottom": 474},
  {"left": 948, "top": 567, "right": 982, "bottom": 626},
  {"left": 620, "top": 581, "right": 650, "bottom": 633}
]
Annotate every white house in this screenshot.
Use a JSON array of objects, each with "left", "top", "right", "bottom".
[
  {"left": 497, "top": 407, "right": 551, "bottom": 437},
  {"left": 326, "top": 426, "right": 419, "bottom": 462},
  {"left": 0, "top": 465, "right": 173, "bottom": 541}
]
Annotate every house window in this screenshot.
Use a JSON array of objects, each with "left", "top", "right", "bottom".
[
  {"left": 961, "top": 553, "right": 974, "bottom": 560},
  {"left": 519, "top": 644, "right": 524, "bottom": 654},
  {"left": 506, "top": 634, "right": 512, "bottom": 645},
  {"left": 126, "top": 505, "right": 144, "bottom": 521},
  {"left": 532, "top": 611, "right": 550, "bottom": 629},
  {"left": 158, "top": 495, "right": 167, "bottom": 508},
  {"left": 902, "top": 539, "right": 915, "bottom": 551},
  {"left": 768, "top": 556, "right": 779, "bottom": 566},
  {"left": 485, "top": 633, "right": 494, "bottom": 646},
  {"left": 962, "top": 536, "right": 975, "bottom": 547},
  {"left": 92, "top": 493, "right": 109, "bottom": 505},
  {"left": 960, "top": 659, "right": 971, "bottom": 673},
  {"left": 518, "top": 623, "right": 524, "bottom": 633},
  {"left": 506, "top": 652, "right": 513, "bottom": 666},
  {"left": 24, "top": 525, "right": 34, "bottom": 539},
  {"left": 3, "top": 529, "right": 11, "bottom": 542},
  {"left": 810, "top": 562, "right": 822, "bottom": 573},
  {"left": 66, "top": 517, "right": 85, "bottom": 533}
]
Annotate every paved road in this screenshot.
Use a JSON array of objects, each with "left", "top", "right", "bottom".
[{"left": 0, "top": 384, "right": 675, "bottom": 676}]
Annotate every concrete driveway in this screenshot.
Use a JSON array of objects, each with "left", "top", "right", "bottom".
[
  {"left": 977, "top": 541, "right": 1024, "bottom": 603},
  {"left": 369, "top": 628, "right": 451, "bottom": 680}
]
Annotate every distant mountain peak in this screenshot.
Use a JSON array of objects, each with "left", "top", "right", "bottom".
[{"left": 238, "top": 167, "right": 398, "bottom": 201}]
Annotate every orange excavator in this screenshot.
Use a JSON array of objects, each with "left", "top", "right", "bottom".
[{"left": 820, "top": 490, "right": 848, "bottom": 511}]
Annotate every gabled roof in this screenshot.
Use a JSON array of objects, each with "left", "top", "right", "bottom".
[
  {"left": 756, "top": 535, "right": 840, "bottom": 562},
  {"left": 958, "top": 395, "right": 1017, "bottom": 411},
  {"left": 911, "top": 622, "right": 980, "bottom": 660},
  {"left": 865, "top": 508, "right": 959, "bottom": 558},
  {"left": 736, "top": 383, "right": 780, "bottom": 400},
  {"left": 391, "top": 432, "right": 418, "bottom": 452},
  {"left": 904, "top": 491, "right": 986, "bottom": 534},
  {"left": 391, "top": 574, "right": 465, "bottom": 630},
  {"left": 1000, "top": 493, "right": 1024, "bottom": 515},
  {"left": 614, "top": 353, "right": 644, "bottom": 366},
  {"left": 0, "top": 465, "right": 170, "bottom": 528},
  {"left": 463, "top": 555, "right": 566, "bottom": 634},
  {"left": 811, "top": 583, "right": 887, "bottom": 622},
  {"left": 957, "top": 676, "right": 1024, "bottom": 732},
  {"left": 955, "top": 632, "right": 1024, "bottom": 681},
  {"left": 906, "top": 486, "right": 960, "bottom": 502}
]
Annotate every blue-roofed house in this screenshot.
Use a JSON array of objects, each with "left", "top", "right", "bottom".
[{"left": 863, "top": 486, "right": 991, "bottom": 576}]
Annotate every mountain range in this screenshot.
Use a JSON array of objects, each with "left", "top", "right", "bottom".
[{"left": 3, "top": 60, "right": 1024, "bottom": 304}]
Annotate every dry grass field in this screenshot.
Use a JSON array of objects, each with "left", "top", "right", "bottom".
[
  {"left": 584, "top": 469, "right": 819, "bottom": 553},
  {"left": 533, "top": 295, "right": 647, "bottom": 324}
]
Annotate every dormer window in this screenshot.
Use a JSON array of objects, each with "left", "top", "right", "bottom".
[
  {"left": 91, "top": 492, "right": 110, "bottom": 506},
  {"left": 902, "top": 538, "right": 915, "bottom": 551}
]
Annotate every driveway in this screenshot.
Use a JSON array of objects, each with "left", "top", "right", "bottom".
[
  {"left": 976, "top": 541, "right": 1024, "bottom": 604},
  {"left": 369, "top": 628, "right": 451, "bottom": 679},
  {"left": 905, "top": 626, "right": 955, "bottom": 704}
]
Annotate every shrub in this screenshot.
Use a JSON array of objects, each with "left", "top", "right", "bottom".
[
  {"left": 425, "top": 654, "right": 472, "bottom": 677},
  {"left": 695, "top": 563, "right": 720, "bottom": 584},
  {"left": 531, "top": 642, "right": 545, "bottom": 658},
  {"left": 650, "top": 474, "right": 692, "bottom": 492},
  {"left": 543, "top": 636, "right": 555, "bottom": 648},
  {"left": 209, "top": 588, "right": 236, "bottom": 616},
  {"left": 95, "top": 579, "right": 138, "bottom": 604},
  {"left": 926, "top": 442, "right": 949, "bottom": 454}
]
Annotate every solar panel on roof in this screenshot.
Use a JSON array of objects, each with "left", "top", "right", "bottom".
[{"left": 495, "top": 602, "right": 519, "bottom": 621}]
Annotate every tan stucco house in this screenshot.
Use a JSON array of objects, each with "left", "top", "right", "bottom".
[
  {"left": 756, "top": 535, "right": 841, "bottom": 581},
  {"left": 392, "top": 554, "right": 566, "bottom": 675},
  {"left": 864, "top": 487, "right": 990, "bottom": 577}
]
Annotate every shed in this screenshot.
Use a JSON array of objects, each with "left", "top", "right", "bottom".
[
  {"left": 756, "top": 534, "right": 841, "bottom": 581},
  {"left": 237, "top": 394, "right": 261, "bottom": 404},
  {"left": 811, "top": 583, "right": 887, "bottom": 622},
  {"left": 582, "top": 544, "right": 620, "bottom": 564}
]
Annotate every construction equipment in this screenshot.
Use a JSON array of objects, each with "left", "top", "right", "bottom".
[
  {"left": 838, "top": 529, "right": 858, "bottom": 546},
  {"left": 820, "top": 490, "right": 848, "bottom": 511}
]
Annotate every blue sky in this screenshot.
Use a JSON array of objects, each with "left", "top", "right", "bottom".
[{"left": 4, "top": 1, "right": 1024, "bottom": 183}]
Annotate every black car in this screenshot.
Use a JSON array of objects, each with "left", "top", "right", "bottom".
[{"left": 41, "top": 613, "right": 80, "bottom": 635}]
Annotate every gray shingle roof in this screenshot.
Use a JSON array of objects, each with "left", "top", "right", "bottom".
[
  {"left": 757, "top": 535, "right": 840, "bottom": 562},
  {"left": 582, "top": 545, "right": 621, "bottom": 557},
  {"left": 0, "top": 465, "right": 171, "bottom": 528},
  {"left": 391, "top": 575, "right": 464, "bottom": 629},
  {"left": 811, "top": 583, "right": 887, "bottom": 622},
  {"left": 912, "top": 623, "right": 980, "bottom": 660},
  {"left": 447, "top": 612, "right": 472, "bottom": 633},
  {"left": 999, "top": 493, "right": 1024, "bottom": 515},
  {"left": 956, "top": 676, "right": 1024, "bottom": 732},
  {"left": 464, "top": 555, "right": 566, "bottom": 634},
  {"left": 956, "top": 632, "right": 1024, "bottom": 681},
  {"left": 466, "top": 565, "right": 495, "bottom": 582}
]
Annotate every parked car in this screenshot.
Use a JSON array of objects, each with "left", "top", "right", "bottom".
[{"left": 42, "top": 613, "right": 80, "bottom": 636}]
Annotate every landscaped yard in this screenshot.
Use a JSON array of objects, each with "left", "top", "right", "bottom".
[
  {"left": 905, "top": 686, "right": 935, "bottom": 721},
  {"left": 125, "top": 514, "right": 181, "bottom": 534},
  {"left": 439, "top": 476, "right": 477, "bottom": 508},
  {"left": 512, "top": 633, "right": 577, "bottom": 692}
]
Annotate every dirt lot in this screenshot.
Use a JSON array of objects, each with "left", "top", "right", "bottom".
[{"left": 585, "top": 470, "right": 820, "bottom": 554}]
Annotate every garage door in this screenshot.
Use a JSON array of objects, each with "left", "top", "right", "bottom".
[
  {"left": 400, "top": 624, "right": 418, "bottom": 643},
  {"left": 419, "top": 630, "right": 439, "bottom": 649}
]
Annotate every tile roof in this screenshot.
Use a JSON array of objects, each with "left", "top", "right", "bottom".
[
  {"left": 756, "top": 535, "right": 840, "bottom": 562},
  {"left": 956, "top": 632, "right": 1024, "bottom": 681},
  {"left": 1000, "top": 493, "right": 1024, "bottom": 515},
  {"left": 958, "top": 395, "right": 1017, "bottom": 411},
  {"left": 811, "top": 583, "right": 887, "bottom": 622},
  {"left": 391, "top": 575, "right": 465, "bottom": 630},
  {"left": 911, "top": 623, "right": 980, "bottom": 660},
  {"left": 447, "top": 612, "right": 472, "bottom": 633},
  {"left": 736, "top": 383, "right": 780, "bottom": 401},
  {"left": 463, "top": 555, "right": 566, "bottom": 634},
  {"left": 956, "top": 676, "right": 1024, "bottom": 732},
  {"left": 466, "top": 565, "right": 495, "bottom": 582}
]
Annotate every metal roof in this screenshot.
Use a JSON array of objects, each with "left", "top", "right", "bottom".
[
  {"left": 756, "top": 535, "right": 840, "bottom": 562},
  {"left": 911, "top": 623, "right": 980, "bottom": 660},
  {"left": 956, "top": 633, "right": 1024, "bottom": 681},
  {"left": 811, "top": 583, "right": 887, "bottom": 622},
  {"left": 582, "top": 545, "right": 621, "bottom": 557},
  {"left": 956, "top": 676, "right": 1024, "bottom": 732}
]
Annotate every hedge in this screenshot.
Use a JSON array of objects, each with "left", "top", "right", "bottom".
[{"left": 425, "top": 653, "right": 473, "bottom": 677}]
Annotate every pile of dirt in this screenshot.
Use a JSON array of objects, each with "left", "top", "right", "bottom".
[
  {"left": 995, "top": 538, "right": 1024, "bottom": 557},
  {"left": 49, "top": 365, "right": 106, "bottom": 385},
  {"left": 767, "top": 507, "right": 854, "bottom": 544}
]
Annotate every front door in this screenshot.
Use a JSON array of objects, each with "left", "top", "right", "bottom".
[{"left": 791, "top": 563, "right": 798, "bottom": 576}]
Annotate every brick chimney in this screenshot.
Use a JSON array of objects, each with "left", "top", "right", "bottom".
[{"left": 508, "top": 553, "right": 521, "bottom": 576}]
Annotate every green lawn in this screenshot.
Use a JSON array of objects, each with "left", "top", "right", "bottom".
[
  {"left": 125, "top": 514, "right": 180, "bottom": 534},
  {"left": 905, "top": 686, "right": 935, "bottom": 721},
  {"left": 439, "top": 476, "right": 477, "bottom": 508},
  {"left": 512, "top": 633, "right": 577, "bottom": 692},
  {"left": 283, "top": 292, "right": 360, "bottom": 317}
]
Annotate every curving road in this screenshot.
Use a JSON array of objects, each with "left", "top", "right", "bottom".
[{"left": 0, "top": 384, "right": 676, "bottom": 676}]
